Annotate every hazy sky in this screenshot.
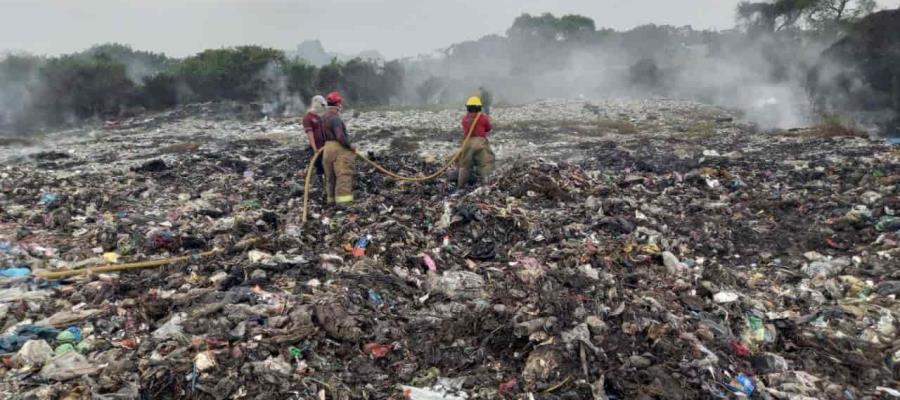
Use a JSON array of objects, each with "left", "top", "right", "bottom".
[{"left": 2, "top": 0, "right": 899, "bottom": 59}]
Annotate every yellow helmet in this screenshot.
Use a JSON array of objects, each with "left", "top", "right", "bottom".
[{"left": 466, "top": 96, "right": 482, "bottom": 107}]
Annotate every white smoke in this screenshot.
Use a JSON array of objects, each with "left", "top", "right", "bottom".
[
  {"left": 400, "top": 25, "right": 848, "bottom": 130},
  {"left": 258, "top": 61, "right": 305, "bottom": 117}
]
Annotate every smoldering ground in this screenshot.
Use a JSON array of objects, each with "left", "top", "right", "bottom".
[{"left": 402, "top": 20, "right": 857, "bottom": 131}]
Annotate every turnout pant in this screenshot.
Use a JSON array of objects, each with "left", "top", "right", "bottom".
[
  {"left": 322, "top": 141, "right": 356, "bottom": 204},
  {"left": 457, "top": 137, "right": 494, "bottom": 188}
]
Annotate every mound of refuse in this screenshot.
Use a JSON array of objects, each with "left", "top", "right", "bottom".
[
  {"left": 1, "top": 101, "right": 899, "bottom": 399},
  {"left": 809, "top": 8, "right": 900, "bottom": 134}
]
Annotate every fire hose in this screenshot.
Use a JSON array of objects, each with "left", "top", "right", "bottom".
[
  {"left": 34, "top": 250, "right": 219, "bottom": 280},
  {"left": 301, "top": 112, "right": 482, "bottom": 222},
  {"left": 34, "top": 238, "right": 262, "bottom": 280}
]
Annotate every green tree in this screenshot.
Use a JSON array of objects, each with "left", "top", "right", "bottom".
[
  {"left": 0, "top": 53, "right": 42, "bottom": 83},
  {"left": 507, "top": 12, "right": 597, "bottom": 42},
  {"left": 506, "top": 13, "right": 598, "bottom": 74},
  {"left": 80, "top": 43, "right": 174, "bottom": 81},
  {"left": 316, "top": 59, "right": 343, "bottom": 95},
  {"left": 558, "top": 14, "right": 597, "bottom": 42},
  {"left": 140, "top": 73, "right": 179, "bottom": 109},
  {"left": 342, "top": 58, "right": 380, "bottom": 104},
  {"left": 37, "top": 54, "right": 135, "bottom": 122},
  {"left": 284, "top": 58, "right": 317, "bottom": 101},
  {"left": 380, "top": 60, "right": 405, "bottom": 103},
  {"left": 177, "top": 46, "right": 285, "bottom": 101},
  {"left": 618, "top": 24, "right": 682, "bottom": 58}
]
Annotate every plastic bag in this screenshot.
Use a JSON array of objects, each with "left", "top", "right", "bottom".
[{"left": 40, "top": 352, "right": 100, "bottom": 381}]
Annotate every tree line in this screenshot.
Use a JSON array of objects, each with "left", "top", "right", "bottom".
[{"left": 0, "top": 44, "right": 404, "bottom": 132}]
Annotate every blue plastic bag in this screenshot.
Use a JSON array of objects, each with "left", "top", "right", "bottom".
[
  {"left": 0, "top": 266, "right": 31, "bottom": 277},
  {"left": 0, "top": 325, "right": 60, "bottom": 352},
  {"left": 726, "top": 373, "right": 755, "bottom": 396}
]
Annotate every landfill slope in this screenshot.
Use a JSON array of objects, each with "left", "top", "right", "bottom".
[
  {"left": 810, "top": 8, "right": 900, "bottom": 133},
  {"left": 1, "top": 99, "right": 899, "bottom": 399}
]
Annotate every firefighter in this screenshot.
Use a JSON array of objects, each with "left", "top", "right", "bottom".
[
  {"left": 303, "top": 95, "right": 327, "bottom": 177},
  {"left": 477, "top": 86, "right": 493, "bottom": 116},
  {"left": 457, "top": 96, "right": 494, "bottom": 190},
  {"left": 320, "top": 91, "right": 356, "bottom": 206}
]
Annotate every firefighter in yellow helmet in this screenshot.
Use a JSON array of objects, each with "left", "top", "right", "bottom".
[{"left": 456, "top": 96, "right": 495, "bottom": 190}]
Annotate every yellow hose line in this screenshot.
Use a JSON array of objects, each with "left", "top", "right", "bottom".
[
  {"left": 302, "top": 112, "right": 482, "bottom": 222},
  {"left": 35, "top": 250, "right": 218, "bottom": 280},
  {"left": 302, "top": 147, "right": 326, "bottom": 223}
]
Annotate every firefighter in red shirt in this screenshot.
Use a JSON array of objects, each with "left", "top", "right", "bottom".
[
  {"left": 302, "top": 95, "right": 327, "bottom": 177},
  {"left": 457, "top": 96, "right": 494, "bottom": 189}
]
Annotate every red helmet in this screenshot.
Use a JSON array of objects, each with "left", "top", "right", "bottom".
[{"left": 326, "top": 91, "right": 343, "bottom": 105}]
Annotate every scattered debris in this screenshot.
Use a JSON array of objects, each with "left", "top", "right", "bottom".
[{"left": 0, "top": 99, "right": 898, "bottom": 398}]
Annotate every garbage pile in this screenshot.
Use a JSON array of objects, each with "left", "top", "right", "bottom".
[
  {"left": 811, "top": 8, "right": 900, "bottom": 134},
  {"left": 1, "top": 99, "right": 899, "bottom": 399}
]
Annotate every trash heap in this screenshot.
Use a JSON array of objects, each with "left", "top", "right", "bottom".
[{"left": 0, "top": 100, "right": 899, "bottom": 399}]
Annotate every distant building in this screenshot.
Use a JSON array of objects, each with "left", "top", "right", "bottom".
[{"left": 288, "top": 40, "right": 384, "bottom": 66}]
